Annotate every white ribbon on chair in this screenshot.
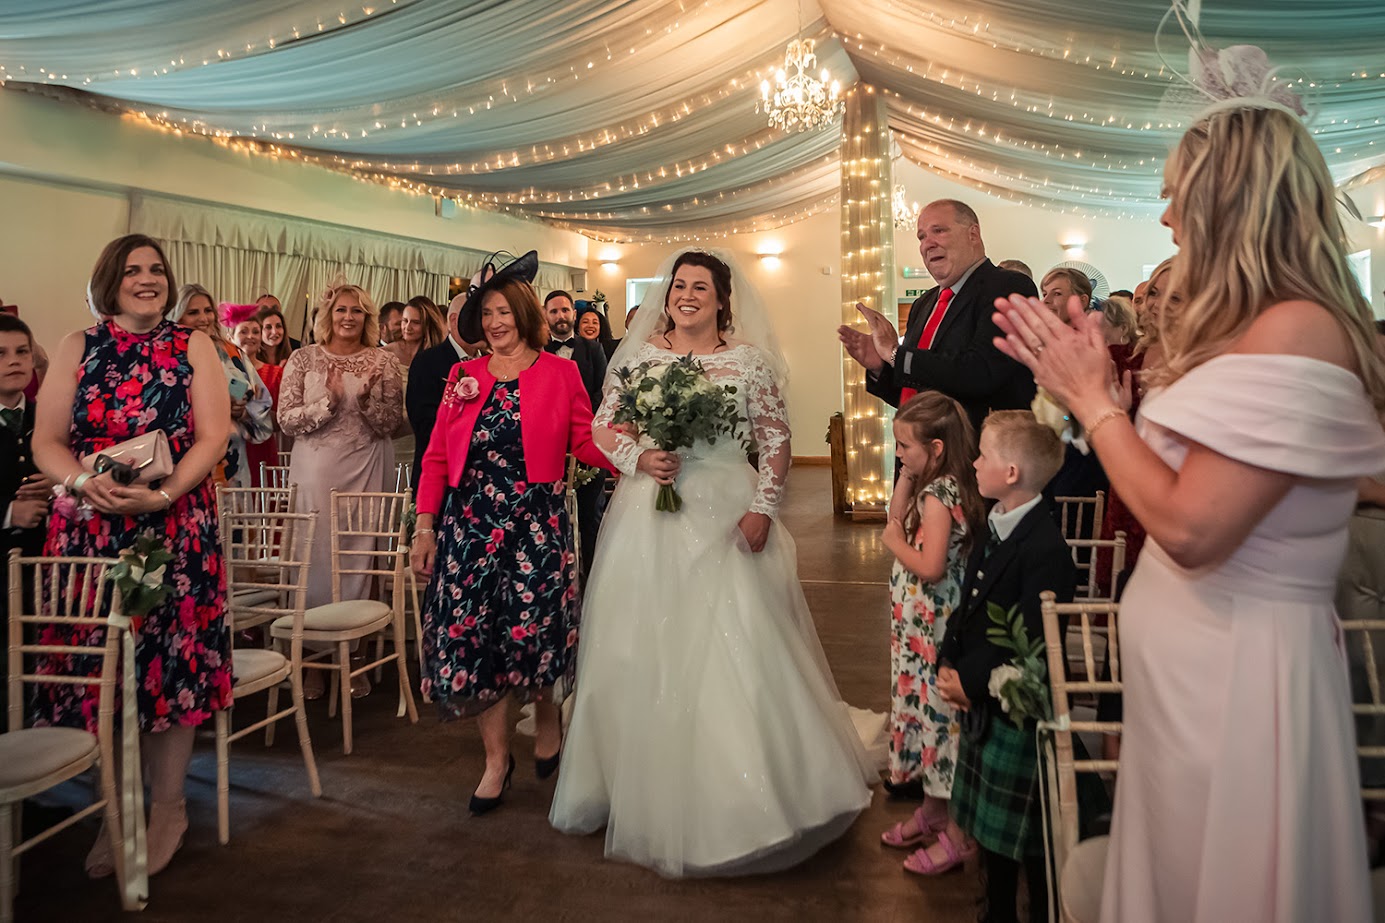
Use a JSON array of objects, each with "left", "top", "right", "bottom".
[
  {"left": 107, "top": 604, "right": 148, "bottom": 910},
  {"left": 1036, "top": 714, "right": 1070, "bottom": 923}
]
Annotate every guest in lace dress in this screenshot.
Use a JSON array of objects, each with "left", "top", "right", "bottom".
[
  {"left": 278, "top": 282, "right": 403, "bottom": 610},
  {"left": 172, "top": 283, "right": 273, "bottom": 488},
  {"left": 410, "top": 252, "right": 611, "bottom": 815},
  {"left": 31, "top": 234, "right": 232, "bottom": 878},
  {"left": 995, "top": 105, "right": 1385, "bottom": 922},
  {"left": 227, "top": 305, "right": 284, "bottom": 488}
]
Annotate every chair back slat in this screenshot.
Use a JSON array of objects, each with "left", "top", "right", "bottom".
[
  {"left": 259, "top": 464, "right": 292, "bottom": 491},
  {"left": 220, "top": 511, "right": 316, "bottom": 635},
  {"left": 329, "top": 490, "right": 412, "bottom": 606},
  {"left": 1041, "top": 592, "right": 1123, "bottom": 876},
  {"left": 7, "top": 551, "right": 123, "bottom": 734},
  {"left": 1055, "top": 491, "right": 1105, "bottom": 543},
  {"left": 1065, "top": 531, "right": 1126, "bottom": 601}
]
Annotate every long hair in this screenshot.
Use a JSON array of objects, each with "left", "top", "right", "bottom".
[
  {"left": 894, "top": 391, "right": 985, "bottom": 552},
  {"left": 313, "top": 281, "right": 380, "bottom": 348},
  {"left": 405, "top": 295, "right": 447, "bottom": 350},
  {"left": 659, "top": 250, "right": 733, "bottom": 347},
  {"left": 255, "top": 304, "right": 294, "bottom": 365},
  {"left": 90, "top": 234, "right": 177, "bottom": 318},
  {"left": 1158, "top": 107, "right": 1385, "bottom": 410},
  {"left": 173, "top": 283, "right": 224, "bottom": 342}
]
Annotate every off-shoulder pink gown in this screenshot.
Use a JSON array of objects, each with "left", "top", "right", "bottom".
[{"left": 1101, "top": 354, "right": 1385, "bottom": 922}]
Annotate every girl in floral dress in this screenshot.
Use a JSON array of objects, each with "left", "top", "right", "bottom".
[
  {"left": 31, "top": 234, "right": 233, "bottom": 879},
  {"left": 877, "top": 391, "right": 985, "bottom": 873}
]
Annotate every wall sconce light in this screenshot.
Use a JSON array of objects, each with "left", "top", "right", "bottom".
[
  {"left": 600, "top": 259, "right": 620, "bottom": 270},
  {"left": 1060, "top": 241, "right": 1087, "bottom": 258},
  {"left": 1367, "top": 215, "right": 1385, "bottom": 229},
  {"left": 757, "top": 245, "right": 784, "bottom": 269}
]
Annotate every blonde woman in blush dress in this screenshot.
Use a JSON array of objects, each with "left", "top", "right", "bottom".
[
  {"left": 278, "top": 282, "right": 403, "bottom": 609},
  {"left": 994, "top": 105, "right": 1385, "bottom": 922}
]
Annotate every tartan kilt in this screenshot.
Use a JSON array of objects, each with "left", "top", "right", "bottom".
[{"left": 950, "top": 711, "right": 1043, "bottom": 860}]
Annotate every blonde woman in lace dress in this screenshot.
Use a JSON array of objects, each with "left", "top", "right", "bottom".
[
  {"left": 278, "top": 282, "right": 403, "bottom": 609},
  {"left": 551, "top": 250, "right": 875, "bottom": 877}
]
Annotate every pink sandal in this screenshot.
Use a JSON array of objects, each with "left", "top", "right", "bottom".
[
  {"left": 903, "top": 828, "right": 977, "bottom": 876},
  {"left": 881, "top": 806, "right": 947, "bottom": 849}
]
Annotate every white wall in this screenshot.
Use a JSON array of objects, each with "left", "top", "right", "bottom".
[
  {"left": 587, "top": 208, "right": 846, "bottom": 458},
  {"left": 1346, "top": 177, "right": 1385, "bottom": 319},
  {"left": 0, "top": 88, "right": 590, "bottom": 352}
]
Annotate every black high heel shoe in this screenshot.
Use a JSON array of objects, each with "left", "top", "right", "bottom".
[
  {"left": 535, "top": 747, "right": 561, "bottom": 780},
  {"left": 468, "top": 755, "right": 516, "bottom": 816}
]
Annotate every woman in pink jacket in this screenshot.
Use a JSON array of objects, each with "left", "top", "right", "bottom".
[{"left": 411, "top": 251, "right": 611, "bottom": 815}]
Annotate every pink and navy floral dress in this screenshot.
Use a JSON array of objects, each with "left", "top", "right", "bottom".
[
  {"left": 34, "top": 320, "right": 231, "bottom": 734},
  {"left": 419, "top": 380, "right": 579, "bottom": 720},
  {"left": 887, "top": 475, "right": 967, "bottom": 793}
]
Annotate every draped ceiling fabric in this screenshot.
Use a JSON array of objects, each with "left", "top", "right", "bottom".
[{"left": 3, "top": 1, "right": 1385, "bottom": 239}]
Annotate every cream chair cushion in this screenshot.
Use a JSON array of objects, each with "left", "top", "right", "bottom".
[
  {"left": 270, "top": 599, "right": 391, "bottom": 636},
  {"left": 1060, "top": 835, "right": 1109, "bottom": 923},
  {"left": 0, "top": 727, "right": 98, "bottom": 792},
  {"left": 232, "top": 648, "right": 289, "bottom": 690}
]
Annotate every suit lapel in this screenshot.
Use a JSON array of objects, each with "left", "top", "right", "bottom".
[
  {"left": 905, "top": 288, "right": 941, "bottom": 345},
  {"left": 930, "top": 260, "right": 994, "bottom": 349},
  {"left": 967, "top": 498, "right": 1052, "bottom": 607}
]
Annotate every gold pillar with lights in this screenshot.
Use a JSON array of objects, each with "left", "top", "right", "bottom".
[{"left": 839, "top": 85, "right": 896, "bottom": 512}]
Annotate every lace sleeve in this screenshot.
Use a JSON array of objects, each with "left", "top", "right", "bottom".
[
  {"left": 744, "top": 352, "right": 791, "bottom": 518},
  {"left": 276, "top": 349, "right": 334, "bottom": 438},
  {"left": 592, "top": 381, "right": 644, "bottom": 477},
  {"left": 360, "top": 353, "right": 405, "bottom": 438}
]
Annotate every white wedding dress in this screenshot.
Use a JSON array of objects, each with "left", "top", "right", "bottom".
[{"left": 549, "top": 341, "right": 876, "bottom": 877}]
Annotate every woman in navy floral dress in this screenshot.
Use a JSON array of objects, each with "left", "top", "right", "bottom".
[
  {"left": 32, "top": 234, "right": 233, "bottom": 879},
  {"left": 412, "top": 254, "right": 611, "bottom": 815}
]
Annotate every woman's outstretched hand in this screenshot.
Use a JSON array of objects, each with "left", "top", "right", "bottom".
[{"left": 993, "top": 293, "right": 1114, "bottom": 419}]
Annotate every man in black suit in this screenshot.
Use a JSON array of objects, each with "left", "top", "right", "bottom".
[
  {"left": 840, "top": 199, "right": 1039, "bottom": 433},
  {"left": 0, "top": 315, "right": 50, "bottom": 717},
  {"left": 543, "top": 290, "right": 608, "bottom": 578},
  {"left": 406, "top": 292, "right": 488, "bottom": 486}
]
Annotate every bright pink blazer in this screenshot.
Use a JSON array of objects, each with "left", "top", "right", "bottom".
[{"left": 415, "top": 351, "right": 614, "bottom": 515}]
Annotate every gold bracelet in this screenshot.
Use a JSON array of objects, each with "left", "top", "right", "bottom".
[{"left": 1084, "top": 407, "right": 1127, "bottom": 440}]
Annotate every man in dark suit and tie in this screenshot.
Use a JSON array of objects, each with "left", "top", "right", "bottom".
[
  {"left": 839, "top": 199, "right": 1039, "bottom": 433},
  {"left": 405, "top": 292, "right": 488, "bottom": 486},
  {"left": 543, "top": 290, "right": 608, "bottom": 578},
  {"left": 0, "top": 314, "right": 51, "bottom": 717}
]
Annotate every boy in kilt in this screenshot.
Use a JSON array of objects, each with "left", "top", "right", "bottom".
[{"left": 936, "top": 411, "right": 1075, "bottom": 922}]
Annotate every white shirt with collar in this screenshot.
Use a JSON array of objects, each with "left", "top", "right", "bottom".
[
  {"left": 2, "top": 393, "right": 28, "bottom": 531},
  {"left": 943, "top": 257, "right": 987, "bottom": 300},
  {"left": 987, "top": 493, "right": 1043, "bottom": 542},
  {"left": 550, "top": 336, "right": 576, "bottom": 360}
]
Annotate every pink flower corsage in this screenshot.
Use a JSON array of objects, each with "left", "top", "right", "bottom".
[
  {"left": 453, "top": 375, "right": 481, "bottom": 402},
  {"left": 51, "top": 484, "right": 93, "bottom": 521}
]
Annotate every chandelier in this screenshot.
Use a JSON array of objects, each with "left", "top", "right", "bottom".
[
  {"left": 759, "top": 37, "right": 843, "bottom": 132},
  {"left": 892, "top": 183, "right": 920, "bottom": 229}
]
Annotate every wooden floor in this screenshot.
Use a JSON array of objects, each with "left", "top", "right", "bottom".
[{"left": 18, "top": 467, "right": 982, "bottom": 923}]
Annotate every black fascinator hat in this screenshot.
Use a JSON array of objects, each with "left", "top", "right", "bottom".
[{"left": 458, "top": 249, "right": 539, "bottom": 343}]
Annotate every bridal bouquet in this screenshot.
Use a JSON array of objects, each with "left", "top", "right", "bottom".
[
  {"left": 985, "top": 602, "right": 1052, "bottom": 728},
  {"left": 610, "top": 354, "right": 747, "bottom": 512}
]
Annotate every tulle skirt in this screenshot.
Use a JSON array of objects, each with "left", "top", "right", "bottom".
[{"left": 549, "top": 449, "right": 875, "bottom": 877}]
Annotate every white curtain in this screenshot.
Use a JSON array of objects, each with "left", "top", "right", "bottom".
[{"left": 130, "top": 193, "right": 575, "bottom": 335}]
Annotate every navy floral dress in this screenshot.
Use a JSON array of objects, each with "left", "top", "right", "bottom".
[
  {"left": 420, "top": 381, "right": 578, "bottom": 720},
  {"left": 34, "top": 320, "right": 231, "bottom": 734}
]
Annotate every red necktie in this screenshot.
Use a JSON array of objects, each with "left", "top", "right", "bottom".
[{"left": 899, "top": 286, "right": 954, "bottom": 405}]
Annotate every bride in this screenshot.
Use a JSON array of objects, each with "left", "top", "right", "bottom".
[{"left": 549, "top": 249, "right": 875, "bottom": 877}]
